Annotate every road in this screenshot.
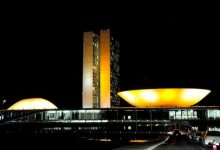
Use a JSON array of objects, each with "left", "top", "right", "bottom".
[
  {"left": 154, "top": 136, "right": 206, "bottom": 150},
  {"left": 114, "top": 136, "right": 207, "bottom": 150}
]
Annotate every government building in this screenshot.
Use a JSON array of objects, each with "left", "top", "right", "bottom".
[
  {"left": 83, "top": 29, "right": 120, "bottom": 108},
  {"left": 0, "top": 30, "right": 219, "bottom": 145}
]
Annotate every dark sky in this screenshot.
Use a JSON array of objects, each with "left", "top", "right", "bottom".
[{"left": 0, "top": 4, "right": 219, "bottom": 108}]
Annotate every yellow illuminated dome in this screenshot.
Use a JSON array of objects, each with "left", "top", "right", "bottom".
[
  {"left": 117, "top": 88, "right": 211, "bottom": 107},
  {"left": 7, "top": 98, "right": 58, "bottom": 110}
]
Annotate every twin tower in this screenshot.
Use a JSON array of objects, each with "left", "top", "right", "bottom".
[{"left": 83, "top": 29, "right": 120, "bottom": 108}]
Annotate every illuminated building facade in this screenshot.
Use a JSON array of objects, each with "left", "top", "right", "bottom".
[
  {"left": 117, "top": 88, "right": 211, "bottom": 107},
  {"left": 1, "top": 107, "right": 220, "bottom": 139},
  {"left": 7, "top": 98, "right": 58, "bottom": 110},
  {"left": 83, "top": 29, "right": 120, "bottom": 108}
]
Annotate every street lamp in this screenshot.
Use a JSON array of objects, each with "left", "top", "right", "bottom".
[
  {"left": 3, "top": 99, "right": 6, "bottom": 105},
  {"left": 149, "top": 98, "right": 152, "bottom": 132},
  {"left": 1, "top": 99, "right": 7, "bottom": 109}
]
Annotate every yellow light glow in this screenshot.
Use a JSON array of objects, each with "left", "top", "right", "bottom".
[
  {"left": 161, "top": 89, "right": 176, "bottom": 100},
  {"left": 117, "top": 88, "right": 211, "bottom": 107},
  {"left": 123, "top": 92, "right": 136, "bottom": 102},
  {"left": 129, "top": 140, "right": 149, "bottom": 143},
  {"left": 7, "top": 98, "right": 58, "bottom": 110},
  {"left": 141, "top": 90, "right": 158, "bottom": 102},
  {"left": 98, "top": 139, "right": 112, "bottom": 142},
  {"left": 100, "top": 30, "right": 111, "bottom": 108}
]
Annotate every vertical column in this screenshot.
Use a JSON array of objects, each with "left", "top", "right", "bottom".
[
  {"left": 82, "top": 32, "right": 94, "bottom": 108},
  {"left": 100, "top": 29, "right": 111, "bottom": 108}
]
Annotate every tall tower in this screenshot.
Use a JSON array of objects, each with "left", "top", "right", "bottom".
[{"left": 82, "top": 29, "right": 120, "bottom": 108}]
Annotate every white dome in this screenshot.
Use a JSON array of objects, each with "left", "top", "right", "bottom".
[{"left": 7, "top": 98, "right": 58, "bottom": 110}]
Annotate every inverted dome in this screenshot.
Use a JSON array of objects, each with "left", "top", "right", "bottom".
[
  {"left": 7, "top": 98, "right": 58, "bottom": 110},
  {"left": 117, "top": 88, "right": 211, "bottom": 107}
]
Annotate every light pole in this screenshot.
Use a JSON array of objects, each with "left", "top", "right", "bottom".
[
  {"left": 3, "top": 99, "right": 6, "bottom": 105},
  {"left": 1, "top": 99, "right": 7, "bottom": 109},
  {"left": 150, "top": 99, "right": 152, "bottom": 132}
]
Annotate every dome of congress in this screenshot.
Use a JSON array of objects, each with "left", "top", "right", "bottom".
[
  {"left": 7, "top": 98, "right": 58, "bottom": 110},
  {"left": 117, "top": 88, "right": 211, "bottom": 107}
]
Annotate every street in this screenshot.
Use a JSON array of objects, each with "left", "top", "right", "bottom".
[{"left": 114, "top": 136, "right": 207, "bottom": 150}]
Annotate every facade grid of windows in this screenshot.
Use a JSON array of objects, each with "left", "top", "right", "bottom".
[
  {"left": 83, "top": 29, "right": 120, "bottom": 108},
  {"left": 110, "top": 37, "right": 120, "bottom": 107},
  {"left": 92, "top": 34, "right": 100, "bottom": 108}
]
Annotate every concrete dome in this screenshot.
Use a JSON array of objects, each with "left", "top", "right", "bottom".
[
  {"left": 117, "top": 88, "right": 211, "bottom": 107},
  {"left": 7, "top": 98, "right": 58, "bottom": 110}
]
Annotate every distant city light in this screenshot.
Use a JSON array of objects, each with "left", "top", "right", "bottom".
[{"left": 3, "top": 99, "right": 7, "bottom": 104}]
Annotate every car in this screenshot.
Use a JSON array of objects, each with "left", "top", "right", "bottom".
[{"left": 173, "top": 129, "right": 180, "bottom": 137}]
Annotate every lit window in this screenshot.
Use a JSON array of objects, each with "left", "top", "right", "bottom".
[{"left": 208, "top": 109, "right": 220, "bottom": 119}]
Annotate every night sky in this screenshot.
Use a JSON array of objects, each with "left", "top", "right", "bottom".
[{"left": 1, "top": 5, "right": 219, "bottom": 108}]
